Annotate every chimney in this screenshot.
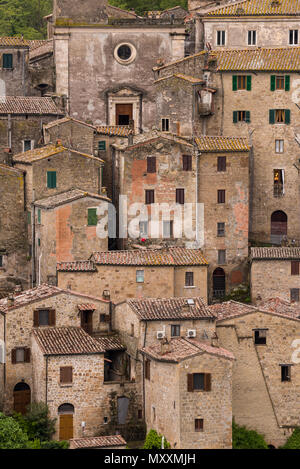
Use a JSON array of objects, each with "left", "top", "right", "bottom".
[
  {"left": 14, "top": 285, "right": 22, "bottom": 296},
  {"left": 160, "top": 337, "right": 171, "bottom": 355},
  {"left": 102, "top": 289, "right": 110, "bottom": 301}
]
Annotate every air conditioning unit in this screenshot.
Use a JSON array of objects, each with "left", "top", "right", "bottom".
[
  {"left": 157, "top": 331, "right": 165, "bottom": 340},
  {"left": 187, "top": 329, "right": 196, "bottom": 338}
]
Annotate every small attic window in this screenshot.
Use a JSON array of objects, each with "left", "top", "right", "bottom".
[{"left": 187, "top": 299, "right": 195, "bottom": 305}]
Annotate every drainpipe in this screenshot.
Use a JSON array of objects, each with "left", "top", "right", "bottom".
[
  {"left": 45, "top": 356, "right": 49, "bottom": 404},
  {"left": 142, "top": 321, "right": 148, "bottom": 420},
  {"left": 8, "top": 114, "right": 12, "bottom": 149},
  {"left": 31, "top": 194, "right": 36, "bottom": 288},
  {"left": 38, "top": 252, "right": 42, "bottom": 286},
  {"left": 0, "top": 311, "right": 6, "bottom": 399}
]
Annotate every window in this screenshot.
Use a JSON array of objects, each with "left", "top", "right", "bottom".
[
  {"left": 254, "top": 329, "right": 267, "bottom": 345},
  {"left": 269, "top": 109, "right": 290, "bottom": 124},
  {"left": 161, "top": 118, "right": 169, "bottom": 132},
  {"left": 176, "top": 188, "right": 185, "bottom": 205},
  {"left": 171, "top": 325, "right": 180, "bottom": 337},
  {"left": 37, "top": 209, "right": 41, "bottom": 224},
  {"left": 0, "top": 255, "right": 3, "bottom": 267},
  {"left": 114, "top": 43, "right": 136, "bottom": 65},
  {"left": 130, "top": 324, "right": 134, "bottom": 336},
  {"left": 145, "top": 189, "right": 154, "bottom": 205},
  {"left": 60, "top": 366, "right": 73, "bottom": 384},
  {"left": 273, "top": 169, "right": 284, "bottom": 197},
  {"left": 275, "top": 139, "right": 284, "bottom": 153},
  {"left": 217, "top": 30, "right": 225, "bottom": 46},
  {"left": 185, "top": 272, "right": 194, "bottom": 287},
  {"left": 248, "top": 30, "right": 256, "bottom": 45},
  {"left": 218, "top": 250, "right": 226, "bottom": 265},
  {"left": 147, "top": 156, "right": 156, "bottom": 173},
  {"left": 98, "top": 141, "right": 106, "bottom": 151},
  {"left": 232, "top": 75, "right": 252, "bottom": 91},
  {"left": 87, "top": 208, "right": 97, "bottom": 226},
  {"left": 281, "top": 365, "right": 291, "bottom": 382},
  {"left": 2, "top": 53, "right": 13, "bottom": 69},
  {"left": 163, "top": 220, "right": 173, "bottom": 238},
  {"left": 289, "top": 29, "right": 298, "bottom": 45},
  {"left": 136, "top": 270, "right": 144, "bottom": 283},
  {"left": 187, "top": 373, "right": 211, "bottom": 392},
  {"left": 34, "top": 309, "right": 55, "bottom": 327},
  {"left": 291, "top": 261, "right": 300, "bottom": 276},
  {"left": 195, "top": 419, "right": 204, "bottom": 432},
  {"left": 145, "top": 360, "right": 150, "bottom": 380},
  {"left": 290, "top": 288, "right": 300, "bottom": 303},
  {"left": 182, "top": 155, "right": 192, "bottom": 171},
  {"left": 217, "top": 190, "right": 225, "bottom": 204},
  {"left": 270, "top": 75, "right": 290, "bottom": 91},
  {"left": 233, "top": 110, "right": 250, "bottom": 123},
  {"left": 217, "top": 222, "right": 225, "bottom": 237},
  {"left": 47, "top": 171, "right": 56, "bottom": 189},
  {"left": 23, "top": 140, "right": 33, "bottom": 152},
  {"left": 139, "top": 221, "right": 148, "bottom": 237},
  {"left": 11, "top": 348, "right": 30, "bottom": 364},
  {"left": 217, "top": 156, "right": 226, "bottom": 172}
]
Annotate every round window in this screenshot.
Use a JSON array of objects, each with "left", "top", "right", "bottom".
[{"left": 114, "top": 43, "right": 136, "bottom": 65}]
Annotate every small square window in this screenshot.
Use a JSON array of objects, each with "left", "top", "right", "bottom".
[
  {"left": 38, "top": 310, "right": 50, "bottom": 326},
  {"left": 171, "top": 325, "right": 180, "bottom": 337},
  {"left": 281, "top": 365, "right": 291, "bottom": 382},
  {"left": 193, "top": 373, "right": 205, "bottom": 390},
  {"left": 23, "top": 140, "right": 33, "bottom": 152},
  {"left": 136, "top": 270, "right": 144, "bottom": 283},
  {"left": 195, "top": 418, "right": 204, "bottom": 432},
  {"left": 275, "top": 139, "right": 284, "bottom": 153},
  {"left": 254, "top": 329, "right": 267, "bottom": 345},
  {"left": 185, "top": 272, "right": 194, "bottom": 287},
  {"left": 60, "top": 366, "right": 73, "bottom": 384},
  {"left": 98, "top": 141, "right": 106, "bottom": 151}
]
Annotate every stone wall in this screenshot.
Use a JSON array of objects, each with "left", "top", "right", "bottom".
[{"left": 0, "top": 47, "right": 30, "bottom": 96}]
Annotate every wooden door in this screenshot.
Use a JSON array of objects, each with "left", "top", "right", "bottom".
[
  {"left": 81, "top": 310, "right": 93, "bottom": 335},
  {"left": 59, "top": 414, "right": 73, "bottom": 440},
  {"left": 13, "top": 388, "right": 31, "bottom": 415},
  {"left": 116, "top": 104, "right": 133, "bottom": 125}
]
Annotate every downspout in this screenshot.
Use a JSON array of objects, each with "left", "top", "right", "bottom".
[
  {"left": 45, "top": 356, "right": 49, "bottom": 404},
  {"left": 31, "top": 194, "right": 36, "bottom": 288},
  {"left": 1, "top": 312, "right": 6, "bottom": 395},
  {"left": 8, "top": 114, "right": 12, "bottom": 149},
  {"left": 38, "top": 252, "right": 42, "bottom": 286},
  {"left": 220, "top": 71, "right": 224, "bottom": 135},
  {"left": 142, "top": 321, "right": 148, "bottom": 419}
]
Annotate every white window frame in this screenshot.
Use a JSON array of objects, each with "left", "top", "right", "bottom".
[
  {"left": 216, "top": 30, "right": 226, "bottom": 46},
  {"left": 161, "top": 118, "right": 170, "bottom": 132},
  {"left": 289, "top": 29, "right": 299, "bottom": 45},
  {"left": 22, "top": 139, "right": 34, "bottom": 152},
  {"left": 275, "top": 139, "right": 284, "bottom": 153},
  {"left": 136, "top": 270, "right": 144, "bottom": 283},
  {"left": 248, "top": 30, "right": 256, "bottom": 46}
]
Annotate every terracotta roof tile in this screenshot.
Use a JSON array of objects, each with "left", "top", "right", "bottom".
[
  {"left": 258, "top": 298, "right": 300, "bottom": 320},
  {"left": 195, "top": 135, "right": 250, "bottom": 152},
  {"left": 32, "top": 327, "right": 105, "bottom": 355},
  {"left": 211, "top": 300, "right": 300, "bottom": 322},
  {"left": 140, "top": 337, "right": 234, "bottom": 362},
  {"left": 43, "top": 117, "right": 96, "bottom": 131},
  {"left": 0, "top": 97, "right": 62, "bottom": 115},
  {"left": 127, "top": 297, "right": 216, "bottom": 321},
  {"left": 95, "top": 336, "right": 126, "bottom": 351},
  {"left": 70, "top": 435, "right": 126, "bottom": 449},
  {"left": 57, "top": 260, "right": 97, "bottom": 272},
  {"left": 77, "top": 303, "right": 95, "bottom": 311},
  {"left": 96, "top": 125, "right": 133, "bottom": 137},
  {"left": 251, "top": 247, "right": 300, "bottom": 260},
  {"left": 29, "top": 39, "right": 53, "bottom": 60},
  {"left": 206, "top": 0, "right": 300, "bottom": 17},
  {"left": 13, "top": 144, "right": 103, "bottom": 164},
  {"left": 34, "top": 189, "right": 110, "bottom": 209},
  {"left": 210, "top": 301, "right": 257, "bottom": 321}
]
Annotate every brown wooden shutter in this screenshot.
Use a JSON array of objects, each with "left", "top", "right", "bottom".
[
  {"left": 147, "top": 157, "right": 156, "bottom": 173},
  {"left": 60, "top": 366, "right": 73, "bottom": 384},
  {"left": 25, "top": 348, "right": 31, "bottom": 363},
  {"left": 34, "top": 310, "right": 39, "bottom": 327},
  {"left": 49, "top": 309, "right": 56, "bottom": 326},
  {"left": 11, "top": 348, "right": 17, "bottom": 364},
  {"left": 291, "top": 261, "right": 300, "bottom": 276},
  {"left": 187, "top": 373, "right": 194, "bottom": 392},
  {"left": 145, "top": 360, "right": 150, "bottom": 380},
  {"left": 176, "top": 188, "right": 185, "bottom": 204},
  {"left": 204, "top": 373, "right": 211, "bottom": 391}
]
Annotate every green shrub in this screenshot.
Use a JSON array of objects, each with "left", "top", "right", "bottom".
[
  {"left": 41, "top": 440, "right": 69, "bottom": 449},
  {"left": 232, "top": 420, "right": 268, "bottom": 449},
  {"left": 14, "top": 402, "right": 56, "bottom": 442},
  {"left": 143, "top": 429, "right": 171, "bottom": 449},
  {"left": 281, "top": 428, "right": 300, "bottom": 449},
  {"left": 0, "top": 412, "right": 29, "bottom": 449}
]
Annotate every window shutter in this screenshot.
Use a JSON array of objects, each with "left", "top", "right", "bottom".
[
  {"left": 270, "top": 75, "right": 276, "bottom": 91},
  {"left": 47, "top": 171, "right": 56, "bottom": 189},
  {"left": 25, "top": 348, "right": 31, "bottom": 363},
  {"left": 187, "top": 373, "right": 193, "bottom": 392},
  {"left": 34, "top": 310, "right": 39, "bottom": 327},
  {"left": 88, "top": 208, "right": 97, "bottom": 226},
  {"left": 291, "top": 261, "right": 300, "bottom": 276},
  {"left": 147, "top": 157, "right": 156, "bottom": 173},
  {"left": 232, "top": 75, "right": 237, "bottom": 91},
  {"left": 233, "top": 111, "right": 238, "bottom": 123},
  {"left": 246, "top": 75, "right": 252, "bottom": 91},
  {"left": 269, "top": 110, "right": 275, "bottom": 124},
  {"left": 60, "top": 366, "right": 72, "bottom": 383},
  {"left": 285, "top": 75, "right": 290, "bottom": 92},
  {"left": 204, "top": 373, "right": 211, "bottom": 391},
  {"left": 49, "top": 309, "right": 56, "bottom": 326},
  {"left": 11, "top": 348, "right": 16, "bottom": 364},
  {"left": 176, "top": 188, "right": 184, "bottom": 204},
  {"left": 285, "top": 109, "right": 290, "bottom": 125},
  {"left": 245, "top": 111, "right": 251, "bottom": 123}
]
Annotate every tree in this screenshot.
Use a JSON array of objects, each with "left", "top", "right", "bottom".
[
  {"left": 143, "top": 429, "right": 171, "bottom": 449},
  {"left": 14, "top": 402, "right": 56, "bottom": 441},
  {"left": 281, "top": 428, "right": 300, "bottom": 449},
  {"left": 109, "top": 0, "right": 188, "bottom": 16},
  {"left": 0, "top": 412, "right": 29, "bottom": 449},
  {"left": 232, "top": 420, "right": 268, "bottom": 449}
]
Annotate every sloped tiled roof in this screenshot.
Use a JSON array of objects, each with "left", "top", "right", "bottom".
[
  {"left": 13, "top": 144, "right": 103, "bottom": 164},
  {"left": 34, "top": 189, "right": 110, "bottom": 209},
  {"left": 140, "top": 337, "right": 235, "bottom": 362},
  {"left": 127, "top": 297, "right": 216, "bottom": 321},
  {"left": 251, "top": 247, "right": 300, "bottom": 260},
  {"left": 95, "top": 336, "right": 126, "bottom": 351},
  {"left": 211, "top": 300, "right": 300, "bottom": 322},
  {"left": 32, "top": 327, "right": 106, "bottom": 355},
  {"left": 29, "top": 39, "right": 53, "bottom": 60},
  {"left": 154, "top": 73, "right": 204, "bottom": 84},
  {"left": 57, "top": 260, "right": 97, "bottom": 272},
  {"left": 77, "top": 303, "right": 95, "bottom": 311},
  {"left": 91, "top": 247, "right": 208, "bottom": 266},
  {"left": 43, "top": 116, "right": 95, "bottom": 131},
  {"left": 96, "top": 126, "right": 133, "bottom": 137},
  {"left": 210, "top": 301, "right": 257, "bottom": 321},
  {"left": 259, "top": 298, "right": 300, "bottom": 319},
  {"left": 213, "top": 47, "right": 300, "bottom": 72},
  {"left": 70, "top": 435, "right": 126, "bottom": 449},
  {"left": 195, "top": 136, "right": 250, "bottom": 152},
  {"left": 0, "top": 97, "right": 62, "bottom": 115},
  {"left": 0, "top": 37, "right": 46, "bottom": 48},
  {"left": 205, "top": 0, "right": 300, "bottom": 17}
]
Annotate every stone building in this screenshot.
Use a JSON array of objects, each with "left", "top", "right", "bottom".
[
  {"left": 211, "top": 299, "right": 300, "bottom": 447},
  {"left": 57, "top": 247, "right": 209, "bottom": 304},
  {"left": 250, "top": 247, "right": 300, "bottom": 304},
  {"left": 0, "top": 37, "right": 31, "bottom": 97}
]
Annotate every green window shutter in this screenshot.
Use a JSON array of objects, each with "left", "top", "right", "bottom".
[
  {"left": 232, "top": 75, "right": 237, "bottom": 91},
  {"left": 246, "top": 75, "right": 252, "bottom": 91},
  {"left": 245, "top": 111, "right": 251, "bottom": 123},
  {"left": 3, "top": 53, "right": 13, "bottom": 69},
  {"left": 270, "top": 75, "right": 276, "bottom": 91},
  {"left": 269, "top": 110, "right": 275, "bottom": 124},
  {"left": 37, "top": 209, "right": 41, "bottom": 224},
  {"left": 233, "top": 111, "right": 238, "bottom": 123},
  {"left": 98, "top": 141, "right": 106, "bottom": 151},
  {"left": 285, "top": 75, "right": 290, "bottom": 92},
  {"left": 47, "top": 171, "right": 56, "bottom": 189},
  {"left": 285, "top": 109, "right": 291, "bottom": 125},
  {"left": 88, "top": 208, "right": 97, "bottom": 226}
]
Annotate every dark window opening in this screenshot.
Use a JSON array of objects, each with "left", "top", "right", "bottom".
[
  {"left": 3, "top": 53, "right": 13, "bottom": 69},
  {"left": 145, "top": 189, "right": 154, "bottom": 205},
  {"left": 217, "top": 222, "right": 225, "bottom": 237},
  {"left": 60, "top": 366, "right": 73, "bottom": 384},
  {"left": 217, "top": 156, "right": 226, "bottom": 172},
  {"left": 217, "top": 190, "right": 225, "bottom": 204},
  {"left": 147, "top": 157, "right": 156, "bottom": 173},
  {"left": 185, "top": 272, "right": 194, "bottom": 287},
  {"left": 273, "top": 169, "right": 284, "bottom": 197},
  {"left": 291, "top": 288, "right": 300, "bottom": 303},
  {"left": 182, "top": 155, "right": 192, "bottom": 171},
  {"left": 195, "top": 418, "right": 204, "bottom": 432},
  {"left": 281, "top": 365, "right": 291, "bottom": 382},
  {"left": 171, "top": 325, "right": 180, "bottom": 337},
  {"left": 176, "top": 188, "right": 185, "bottom": 205},
  {"left": 213, "top": 268, "right": 225, "bottom": 299},
  {"left": 117, "top": 45, "right": 132, "bottom": 61},
  {"left": 161, "top": 118, "right": 169, "bottom": 132},
  {"left": 254, "top": 329, "right": 267, "bottom": 345}
]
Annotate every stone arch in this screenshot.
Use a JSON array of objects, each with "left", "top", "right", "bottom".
[
  {"left": 13, "top": 382, "right": 31, "bottom": 414},
  {"left": 271, "top": 210, "right": 287, "bottom": 244},
  {"left": 213, "top": 267, "right": 225, "bottom": 299}
]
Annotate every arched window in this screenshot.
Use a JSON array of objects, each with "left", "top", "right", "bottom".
[
  {"left": 271, "top": 210, "right": 287, "bottom": 244},
  {"left": 213, "top": 268, "right": 225, "bottom": 299},
  {"left": 13, "top": 382, "right": 31, "bottom": 414}
]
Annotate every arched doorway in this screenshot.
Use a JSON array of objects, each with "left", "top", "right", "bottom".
[
  {"left": 58, "top": 403, "right": 74, "bottom": 440},
  {"left": 213, "top": 268, "right": 225, "bottom": 299},
  {"left": 13, "top": 382, "right": 31, "bottom": 415},
  {"left": 271, "top": 210, "right": 287, "bottom": 244}
]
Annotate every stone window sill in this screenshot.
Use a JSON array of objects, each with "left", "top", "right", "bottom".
[
  {"left": 59, "top": 383, "right": 73, "bottom": 387},
  {"left": 184, "top": 286, "right": 196, "bottom": 289}
]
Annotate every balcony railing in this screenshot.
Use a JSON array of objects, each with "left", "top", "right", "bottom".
[{"left": 273, "top": 183, "right": 284, "bottom": 198}]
